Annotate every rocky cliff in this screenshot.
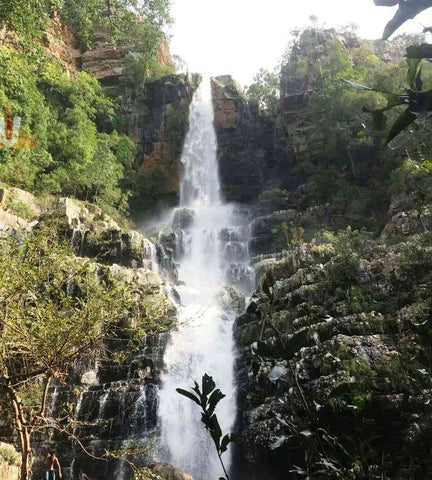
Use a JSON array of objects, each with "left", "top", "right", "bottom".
[
  {"left": 225, "top": 29, "right": 432, "bottom": 480},
  {"left": 0, "top": 187, "right": 181, "bottom": 480},
  {"left": 211, "top": 75, "right": 274, "bottom": 203},
  {"left": 68, "top": 23, "right": 197, "bottom": 210},
  {"left": 121, "top": 75, "right": 197, "bottom": 198}
]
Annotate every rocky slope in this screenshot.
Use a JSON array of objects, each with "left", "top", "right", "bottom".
[
  {"left": 0, "top": 187, "right": 182, "bottom": 480},
  {"left": 221, "top": 29, "right": 432, "bottom": 480},
  {"left": 235, "top": 223, "right": 432, "bottom": 479}
]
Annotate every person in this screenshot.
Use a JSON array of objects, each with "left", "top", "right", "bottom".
[{"left": 44, "top": 451, "right": 62, "bottom": 480}]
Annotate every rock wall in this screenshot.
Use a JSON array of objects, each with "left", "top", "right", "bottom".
[
  {"left": 79, "top": 29, "right": 173, "bottom": 94},
  {"left": 211, "top": 75, "right": 274, "bottom": 203},
  {"left": 75, "top": 26, "right": 196, "bottom": 204},
  {"left": 224, "top": 29, "right": 432, "bottom": 480},
  {"left": 122, "top": 75, "right": 196, "bottom": 196}
]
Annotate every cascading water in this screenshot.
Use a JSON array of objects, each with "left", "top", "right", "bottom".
[{"left": 157, "top": 78, "right": 253, "bottom": 479}]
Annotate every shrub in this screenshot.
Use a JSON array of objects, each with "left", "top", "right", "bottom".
[{"left": 0, "top": 442, "right": 20, "bottom": 467}]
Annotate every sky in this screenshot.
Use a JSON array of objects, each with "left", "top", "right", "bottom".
[{"left": 168, "top": 0, "right": 432, "bottom": 86}]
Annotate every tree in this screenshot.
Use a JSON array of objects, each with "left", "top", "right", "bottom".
[
  {"left": 0, "top": 227, "right": 144, "bottom": 480},
  {"left": 245, "top": 69, "right": 280, "bottom": 118},
  {"left": 344, "top": 0, "right": 432, "bottom": 142},
  {"left": 0, "top": 0, "right": 61, "bottom": 37},
  {"left": 62, "top": 0, "right": 172, "bottom": 51}
]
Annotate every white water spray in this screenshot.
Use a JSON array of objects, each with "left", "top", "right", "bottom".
[{"left": 157, "top": 78, "right": 251, "bottom": 479}]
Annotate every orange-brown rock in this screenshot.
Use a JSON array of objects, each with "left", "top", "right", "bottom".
[
  {"left": 43, "top": 14, "right": 80, "bottom": 76},
  {"left": 120, "top": 75, "right": 196, "bottom": 197},
  {"left": 211, "top": 75, "right": 240, "bottom": 128}
]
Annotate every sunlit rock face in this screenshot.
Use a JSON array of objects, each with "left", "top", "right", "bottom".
[{"left": 79, "top": 29, "right": 173, "bottom": 93}]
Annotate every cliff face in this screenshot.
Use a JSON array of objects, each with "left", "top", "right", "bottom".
[
  {"left": 208, "top": 31, "right": 432, "bottom": 480},
  {"left": 234, "top": 227, "right": 432, "bottom": 479},
  {"left": 123, "top": 75, "right": 196, "bottom": 195},
  {"left": 79, "top": 29, "right": 173, "bottom": 93},
  {"left": 75, "top": 26, "right": 196, "bottom": 204},
  {"left": 0, "top": 188, "right": 179, "bottom": 480},
  {"left": 211, "top": 75, "right": 274, "bottom": 203}
]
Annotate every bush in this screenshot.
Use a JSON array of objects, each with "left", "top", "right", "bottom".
[{"left": 0, "top": 442, "right": 20, "bottom": 467}]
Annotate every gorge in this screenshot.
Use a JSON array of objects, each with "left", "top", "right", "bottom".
[{"left": 3, "top": 3, "right": 432, "bottom": 480}]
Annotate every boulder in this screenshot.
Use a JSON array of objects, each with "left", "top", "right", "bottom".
[
  {"left": 0, "top": 186, "right": 42, "bottom": 218},
  {"left": 135, "top": 268, "right": 161, "bottom": 290},
  {"left": 215, "top": 286, "right": 246, "bottom": 315},
  {"left": 172, "top": 207, "right": 195, "bottom": 230},
  {"left": 0, "top": 207, "right": 27, "bottom": 229},
  {"left": 150, "top": 462, "right": 194, "bottom": 480}
]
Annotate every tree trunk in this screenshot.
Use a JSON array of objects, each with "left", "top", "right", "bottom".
[
  {"left": 7, "top": 386, "right": 32, "bottom": 480},
  {"left": 19, "top": 431, "right": 31, "bottom": 480}
]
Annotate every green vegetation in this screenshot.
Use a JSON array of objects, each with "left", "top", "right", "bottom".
[
  {"left": 0, "top": 0, "right": 61, "bottom": 39},
  {"left": 245, "top": 68, "right": 280, "bottom": 118},
  {"left": 0, "top": 0, "right": 177, "bottom": 219},
  {"left": 0, "top": 45, "right": 136, "bottom": 214},
  {"left": 2, "top": 195, "right": 37, "bottom": 220},
  {"left": 0, "top": 442, "right": 20, "bottom": 467},
  {"left": 0, "top": 226, "right": 172, "bottom": 480},
  {"left": 62, "top": 0, "right": 171, "bottom": 51},
  {"left": 177, "top": 374, "right": 236, "bottom": 480}
]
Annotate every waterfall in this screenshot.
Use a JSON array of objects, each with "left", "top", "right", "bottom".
[{"left": 156, "top": 78, "right": 252, "bottom": 479}]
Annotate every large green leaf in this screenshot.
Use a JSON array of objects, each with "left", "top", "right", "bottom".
[
  {"left": 202, "top": 373, "right": 216, "bottom": 396},
  {"left": 379, "top": 1, "right": 432, "bottom": 40},
  {"left": 206, "top": 413, "right": 222, "bottom": 449},
  {"left": 342, "top": 79, "right": 403, "bottom": 96},
  {"left": 362, "top": 95, "right": 407, "bottom": 131},
  {"left": 384, "top": 108, "right": 417, "bottom": 144},
  {"left": 415, "top": 65, "right": 424, "bottom": 91},
  {"left": 220, "top": 433, "right": 236, "bottom": 454},
  {"left": 406, "top": 43, "right": 432, "bottom": 59},
  {"left": 208, "top": 388, "right": 225, "bottom": 416},
  {"left": 407, "top": 58, "right": 422, "bottom": 90},
  {"left": 176, "top": 388, "right": 201, "bottom": 406},
  {"left": 341, "top": 79, "right": 373, "bottom": 91},
  {"left": 371, "top": 110, "right": 388, "bottom": 131},
  {"left": 374, "top": 0, "right": 397, "bottom": 5}
]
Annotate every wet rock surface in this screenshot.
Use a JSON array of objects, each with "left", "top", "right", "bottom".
[
  {"left": 211, "top": 75, "right": 274, "bottom": 203},
  {"left": 0, "top": 193, "right": 178, "bottom": 480},
  {"left": 122, "top": 75, "right": 196, "bottom": 202},
  {"left": 149, "top": 462, "right": 194, "bottom": 480}
]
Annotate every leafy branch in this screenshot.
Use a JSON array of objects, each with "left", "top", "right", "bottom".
[{"left": 176, "top": 374, "right": 236, "bottom": 480}]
